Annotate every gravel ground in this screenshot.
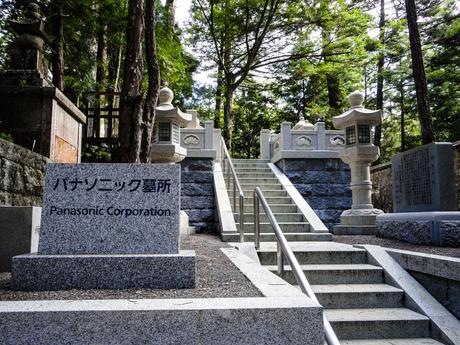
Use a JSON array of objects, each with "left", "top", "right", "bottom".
[
  {"left": 0, "top": 234, "right": 262, "bottom": 301},
  {"left": 333, "top": 235, "right": 460, "bottom": 258}
]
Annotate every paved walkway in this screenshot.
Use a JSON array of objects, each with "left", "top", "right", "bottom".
[
  {"left": 333, "top": 235, "right": 460, "bottom": 258},
  {"left": 0, "top": 234, "right": 262, "bottom": 301}
]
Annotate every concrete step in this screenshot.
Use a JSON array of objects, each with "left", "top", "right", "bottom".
[
  {"left": 257, "top": 242, "right": 367, "bottom": 265},
  {"left": 237, "top": 177, "right": 280, "bottom": 184},
  {"left": 232, "top": 159, "right": 270, "bottom": 162},
  {"left": 229, "top": 190, "right": 287, "bottom": 197},
  {"left": 235, "top": 172, "right": 275, "bottom": 178},
  {"left": 236, "top": 222, "right": 311, "bottom": 233},
  {"left": 243, "top": 232, "right": 333, "bottom": 242},
  {"left": 325, "top": 308, "right": 431, "bottom": 339},
  {"left": 311, "top": 284, "right": 404, "bottom": 309},
  {"left": 235, "top": 196, "right": 294, "bottom": 205},
  {"left": 234, "top": 213, "right": 305, "bottom": 223},
  {"left": 233, "top": 168, "right": 272, "bottom": 173},
  {"left": 264, "top": 264, "right": 383, "bottom": 285},
  {"left": 233, "top": 162, "right": 269, "bottom": 168},
  {"left": 242, "top": 204, "right": 299, "bottom": 213},
  {"left": 339, "top": 338, "right": 445, "bottom": 345},
  {"left": 240, "top": 184, "right": 283, "bottom": 191}
]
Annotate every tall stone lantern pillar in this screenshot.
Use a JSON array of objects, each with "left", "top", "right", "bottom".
[
  {"left": 150, "top": 86, "right": 192, "bottom": 163},
  {"left": 332, "top": 91, "right": 384, "bottom": 235}
]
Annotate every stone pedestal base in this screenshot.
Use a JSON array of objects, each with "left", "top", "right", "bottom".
[
  {"left": 11, "top": 250, "right": 196, "bottom": 291},
  {"left": 332, "top": 225, "right": 376, "bottom": 235},
  {"left": 332, "top": 208, "right": 383, "bottom": 235},
  {"left": 376, "top": 212, "right": 460, "bottom": 247}
]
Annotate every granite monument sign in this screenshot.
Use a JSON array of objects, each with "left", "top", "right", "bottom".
[
  {"left": 39, "top": 164, "right": 180, "bottom": 254},
  {"left": 11, "top": 163, "right": 196, "bottom": 290}
]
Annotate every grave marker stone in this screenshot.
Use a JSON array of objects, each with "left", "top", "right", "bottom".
[
  {"left": 377, "top": 142, "right": 460, "bottom": 246},
  {"left": 392, "top": 142, "right": 456, "bottom": 212}
]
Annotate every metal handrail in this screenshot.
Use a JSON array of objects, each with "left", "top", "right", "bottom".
[
  {"left": 220, "top": 137, "right": 245, "bottom": 242},
  {"left": 253, "top": 187, "right": 341, "bottom": 345}
]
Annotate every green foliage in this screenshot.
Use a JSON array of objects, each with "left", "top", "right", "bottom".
[
  {"left": 0, "top": 132, "right": 14, "bottom": 142},
  {"left": 156, "top": 2, "right": 198, "bottom": 107}
]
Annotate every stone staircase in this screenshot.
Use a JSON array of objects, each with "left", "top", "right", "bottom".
[
  {"left": 259, "top": 241, "right": 445, "bottom": 344},
  {"left": 226, "top": 159, "right": 332, "bottom": 242},
  {"left": 224, "top": 159, "right": 448, "bottom": 344}
]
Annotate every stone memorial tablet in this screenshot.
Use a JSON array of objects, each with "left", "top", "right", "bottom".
[
  {"left": 392, "top": 143, "right": 456, "bottom": 213},
  {"left": 38, "top": 163, "right": 180, "bottom": 255}
]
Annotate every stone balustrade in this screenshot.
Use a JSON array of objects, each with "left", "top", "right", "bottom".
[
  {"left": 260, "top": 121, "right": 346, "bottom": 163},
  {"left": 180, "top": 120, "right": 222, "bottom": 161}
]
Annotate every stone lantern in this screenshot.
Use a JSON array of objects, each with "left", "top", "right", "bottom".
[
  {"left": 332, "top": 91, "right": 384, "bottom": 234},
  {"left": 151, "top": 86, "right": 192, "bottom": 163}
]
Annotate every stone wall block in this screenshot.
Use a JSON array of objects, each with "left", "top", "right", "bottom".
[
  {"left": 328, "top": 184, "right": 352, "bottom": 197},
  {"left": 181, "top": 159, "right": 213, "bottom": 172},
  {"left": 185, "top": 209, "right": 215, "bottom": 223},
  {"left": 439, "top": 221, "right": 460, "bottom": 246},
  {"left": 0, "top": 139, "right": 49, "bottom": 206},
  {"left": 181, "top": 196, "right": 214, "bottom": 210},
  {"left": 23, "top": 166, "right": 44, "bottom": 195},
  {"left": 7, "top": 161, "right": 26, "bottom": 193},
  {"left": 181, "top": 183, "right": 214, "bottom": 196},
  {"left": 179, "top": 158, "right": 216, "bottom": 233}
]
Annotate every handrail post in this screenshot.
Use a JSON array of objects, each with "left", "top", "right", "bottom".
[
  {"left": 253, "top": 190, "right": 260, "bottom": 250},
  {"left": 239, "top": 195, "right": 244, "bottom": 242},
  {"left": 277, "top": 241, "right": 284, "bottom": 278},
  {"left": 233, "top": 178, "right": 236, "bottom": 210}
]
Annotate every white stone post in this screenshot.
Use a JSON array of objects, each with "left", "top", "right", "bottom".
[
  {"left": 315, "top": 122, "right": 326, "bottom": 150},
  {"left": 260, "top": 129, "right": 271, "bottom": 160},
  {"left": 204, "top": 120, "right": 214, "bottom": 150},
  {"left": 185, "top": 109, "right": 203, "bottom": 129},
  {"left": 280, "top": 122, "right": 292, "bottom": 151},
  {"left": 332, "top": 91, "right": 384, "bottom": 235}
]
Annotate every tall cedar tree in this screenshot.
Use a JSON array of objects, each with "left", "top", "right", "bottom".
[
  {"left": 404, "top": 0, "right": 435, "bottom": 144},
  {"left": 118, "top": 0, "right": 160, "bottom": 163}
]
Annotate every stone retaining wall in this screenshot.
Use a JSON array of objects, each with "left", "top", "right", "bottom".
[
  {"left": 371, "top": 162, "right": 393, "bottom": 213},
  {"left": 276, "top": 159, "right": 351, "bottom": 230},
  {"left": 180, "top": 158, "right": 216, "bottom": 233},
  {"left": 0, "top": 138, "right": 50, "bottom": 206}
]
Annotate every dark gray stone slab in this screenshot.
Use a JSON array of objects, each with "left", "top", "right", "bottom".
[
  {"left": 376, "top": 212, "right": 460, "bottom": 246},
  {"left": 11, "top": 250, "right": 195, "bottom": 290},
  {"left": 392, "top": 142, "right": 456, "bottom": 212},
  {"left": 0, "top": 206, "right": 40, "bottom": 272},
  {"left": 38, "top": 163, "right": 180, "bottom": 255}
]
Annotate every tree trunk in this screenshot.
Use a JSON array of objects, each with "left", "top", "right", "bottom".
[
  {"left": 50, "top": 5, "right": 64, "bottom": 90},
  {"left": 140, "top": 0, "right": 161, "bottom": 163},
  {"left": 399, "top": 75, "right": 406, "bottom": 152},
  {"left": 214, "top": 65, "right": 223, "bottom": 128},
  {"left": 404, "top": 0, "right": 435, "bottom": 144},
  {"left": 96, "top": 17, "right": 107, "bottom": 92},
  {"left": 374, "top": 0, "right": 385, "bottom": 148},
  {"left": 165, "top": 0, "right": 175, "bottom": 29},
  {"left": 223, "top": 81, "right": 234, "bottom": 151},
  {"left": 118, "top": 0, "right": 145, "bottom": 163},
  {"left": 326, "top": 75, "right": 341, "bottom": 112}
]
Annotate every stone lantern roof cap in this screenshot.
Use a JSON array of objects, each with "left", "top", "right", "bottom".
[
  {"left": 332, "top": 91, "right": 382, "bottom": 129},
  {"left": 156, "top": 86, "right": 192, "bottom": 126}
]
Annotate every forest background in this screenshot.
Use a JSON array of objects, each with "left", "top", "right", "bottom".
[{"left": 0, "top": 0, "right": 459, "bottom": 162}]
